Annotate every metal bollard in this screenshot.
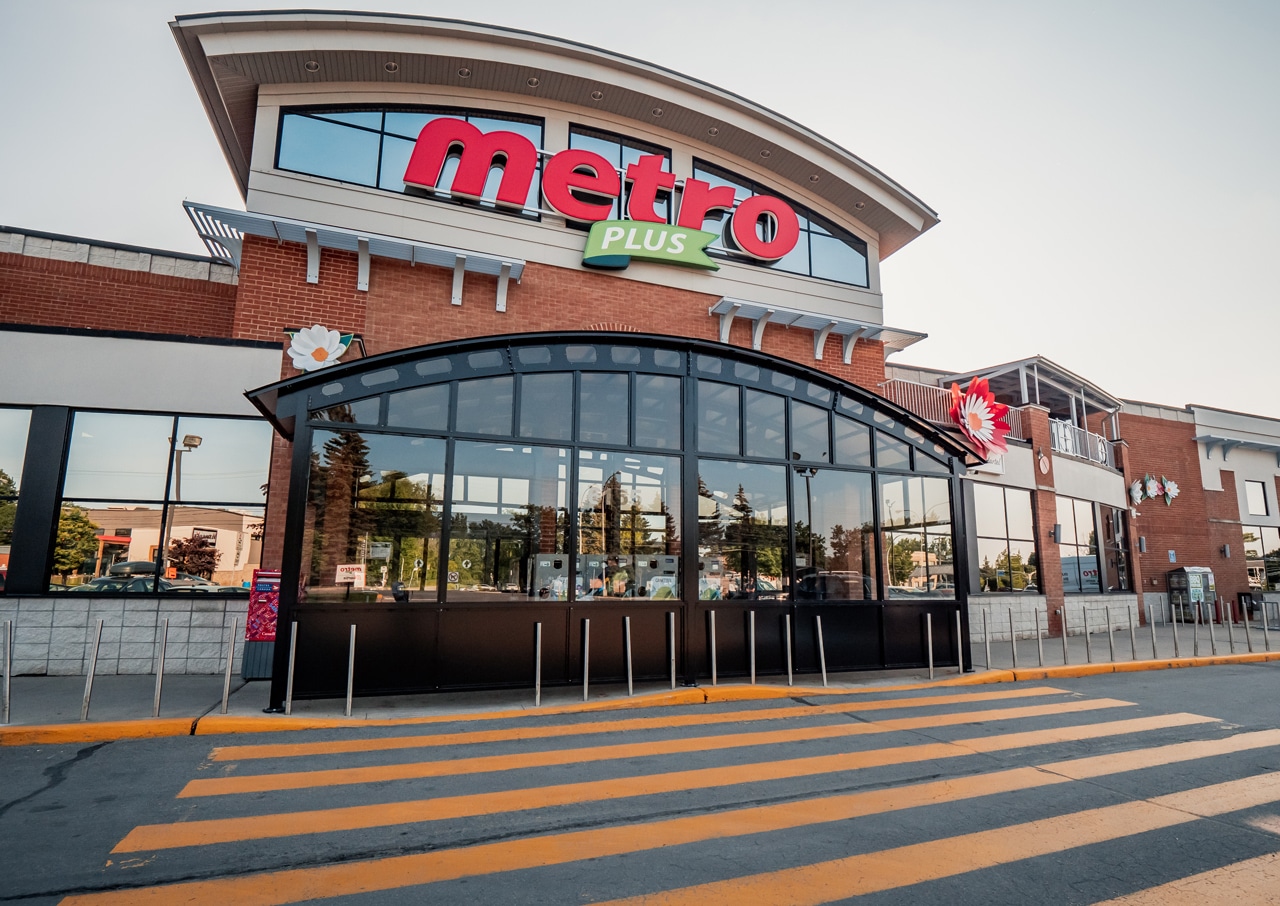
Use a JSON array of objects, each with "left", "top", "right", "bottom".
[
  {"left": 344, "top": 624, "right": 356, "bottom": 718},
  {"left": 1243, "top": 604, "right": 1254, "bottom": 653},
  {"left": 625, "top": 616, "right": 634, "bottom": 697},
  {"left": 983, "top": 609, "right": 991, "bottom": 670},
  {"left": 1084, "top": 608, "right": 1093, "bottom": 663},
  {"left": 221, "top": 618, "right": 238, "bottom": 716},
  {"left": 955, "top": 609, "right": 965, "bottom": 675},
  {"left": 667, "top": 612, "right": 676, "bottom": 691},
  {"left": 152, "top": 618, "right": 169, "bottom": 719},
  {"left": 926, "top": 613, "right": 934, "bottom": 680},
  {"left": 534, "top": 621, "right": 543, "bottom": 707},
  {"left": 1193, "top": 605, "right": 1201, "bottom": 657},
  {"left": 708, "top": 610, "right": 717, "bottom": 686},
  {"left": 1264, "top": 602, "right": 1272, "bottom": 653},
  {"left": 284, "top": 621, "right": 298, "bottom": 716},
  {"left": 1128, "top": 609, "right": 1137, "bottom": 661},
  {"left": 784, "top": 613, "right": 793, "bottom": 686},
  {"left": 1059, "top": 609, "right": 1070, "bottom": 665},
  {"left": 816, "top": 614, "right": 828, "bottom": 687},
  {"left": 582, "top": 618, "right": 591, "bottom": 702},
  {"left": 1106, "top": 605, "right": 1115, "bottom": 662},
  {"left": 1035, "top": 609, "right": 1044, "bottom": 667},
  {"left": 1171, "top": 605, "right": 1180, "bottom": 658},
  {"left": 748, "top": 611, "right": 756, "bottom": 685},
  {"left": 1208, "top": 606, "right": 1218, "bottom": 656},
  {"left": 81, "top": 619, "right": 104, "bottom": 722},
  {"left": 1150, "top": 608, "right": 1159, "bottom": 660},
  {"left": 1226, "top": 605, "right": 1236, "bottom": 654},
  {"left": 1008, "top": 607, "right": 1018, "bottom": 669},
  {"left": 3, "top": 619, "right": 13, "bottom": 725}
]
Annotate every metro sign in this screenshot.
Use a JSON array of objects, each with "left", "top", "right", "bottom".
[{"left": 402, "top": 117, "right": 800, "bottom": 271}]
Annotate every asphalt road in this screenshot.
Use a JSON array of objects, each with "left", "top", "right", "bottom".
[{"left": 4, "top": 664, "right": 1280, "bottom": 904}]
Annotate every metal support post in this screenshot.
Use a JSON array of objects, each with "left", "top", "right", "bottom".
[
  {"left": 784, "top": 614, "right": 793, "bottom": 686},
  {"left": 624, "top": 616, "right": 634, "bottom": 697},
  {"left": 220, "top": 618, "right": 237, "bottom": 716},
  {"left": 1243, "top": 604, "right": 1254, "bottom": 653},
  {"left": 344, "top": 624, "right": 356, "bottom": 718},
  {"left": 1008, "top": 607, "right": 1017, "bottom": 669},
  {"left": 926, "top": 613, "right": 935, "bottom": 680},
  {"left": 1227, "top": 605, "right": 1236, "bottom": 654},
  {"left": 1171, "top": 606, "right": 1180, "bottom": 657},
  {"left": 667, "top": 612, "right": 676, "bottom": 691},
  {"left": 582, "top": 618, "right": 591, "bottom": 702},
  {"left": 534, "top": 622, "right": 543, "bottom": 707},
  {"left": 1059, "top": 609, "right": 1069, "bottom": 665},
  {"left": 1035, "top": 609, "right": 1044, "bottom": 667},
  {"left": 1128, "top": 609, "right": 1137, "bottom": 661},
  {"left": 1150, "top": 608, "right": 1158, "bottom": 659},
  {"left": 955, "top": 609, "right": 965, "bottom": 675},
  {"left": 1193, "top": 606, "right": 1201, "bottom": 657},
  {"left": 983, "top": 609, "right": 991, "bottom": 670},
  {"left": 1084, "top": 608, "right": 1093, "bottom": 663},
  {"left": 1208, "top": 606, "right": 1218, "bottom": 656},
  {"left": 708, "top": 610, "right": 717, "bottom": 686},
  {"left": 1106, "top": 605, "right": 1115, "bottom": 662},
  {"left": 3, "top": 619, "right": 13, "bottom": 725},
  {"left": 1264, "top": 602, "right": 1272, "bottom": 653},
  {"left": 748, "top": 611, "right": 756, "bottom": 685},
  {"left": 153, "top": 619, "right": 168, "bottom": 720},
  {"left": 816, "top": 614, "right": 828, "bottom": 687},
  {"left": 284, "top": 621, "right": 298, "bottom": 716},
  {"left": 81, "top": 619, "right": 103, "bottom": 721}
]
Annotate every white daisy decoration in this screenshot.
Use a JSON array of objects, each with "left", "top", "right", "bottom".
[
  {"left": 947, "top": 377, "right": 1010, "bottom": 457},
  {"left": 1130, "top": 480, "right": 1144, "bottom": 506},
  {"left": 1144, "top": 475, "right": 1163, "bottom": 500},
  {"left": 287, "top": 324, "right": 351, "bottom": 372},
  {"left": 1163, "top": 477, "right": 1180, "bottom": 504}
]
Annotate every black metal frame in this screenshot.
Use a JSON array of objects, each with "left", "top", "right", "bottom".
[{"left": 250, "top": 332, "right": 972, "bottom": 705}]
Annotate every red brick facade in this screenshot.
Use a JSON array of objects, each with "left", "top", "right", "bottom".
[{"left": 0, "top": 252, "right": 237, "bottom": 336}]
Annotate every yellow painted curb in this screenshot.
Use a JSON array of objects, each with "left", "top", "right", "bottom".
[
  {"left": 0, "top": 718, "right": 194, "bottom": 747},
  {"left": 1010, "top": 650, "right": 1280, "bottom": 681}
]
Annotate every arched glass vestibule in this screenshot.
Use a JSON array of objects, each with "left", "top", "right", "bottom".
[{"left": 249, "top": 332, "right": 973, "bottom": 703}]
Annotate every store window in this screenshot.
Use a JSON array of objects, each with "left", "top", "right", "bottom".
[
  {"left": 691, "top": 160, "right": 870, "bottom": 287},
  {"left": 795, "top": 468, "right": 877, "bottom": 600},
  {"left": 0, "top": 407, "right": 32, "bottom": 593},
  {"left": 277, "top": 106, "right": 544, "bottom": 215},
  {"left": 1246, "top": 480, "right": 1269, "bottom": 516},
  {"left": 1243, "top": 525, "right": 1280, "bottom": 591},
  {"left": 880, "top": 475, "right": 954, "bottom": 597},
  {"left": 1057, "top": 497, "right": 1100, "bottom": 594},
  {"left": 1099, "top": 504, "right": 1131, "bottom": 592},
  {"left": 568, "top": 125, "right": 673, "bottom": 223},
  {"left": 697, "top": 459, "right": 788, "bottom": 600},
  {"left": 50, "top": 412, "right": 271, "bottom": 593},
  {"left": 973, "top": 483, "right": 1037, "bottom": 592}
]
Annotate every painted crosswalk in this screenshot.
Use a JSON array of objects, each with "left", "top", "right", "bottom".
[{"left": 56, "top": 682, "right": 1280, "bottom": 905}]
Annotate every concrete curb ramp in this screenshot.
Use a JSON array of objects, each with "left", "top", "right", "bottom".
[{"left": 3, "top": 651, "right": 1279, "bottom": 747}]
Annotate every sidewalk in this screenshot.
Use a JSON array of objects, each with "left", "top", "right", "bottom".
[{"left": 3, "top": 619, "right": 1279, "bottom": 744}]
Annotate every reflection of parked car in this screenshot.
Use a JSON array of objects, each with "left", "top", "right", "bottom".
[{"left": 68, "top": 576, "right": 240, "bottom": 593}]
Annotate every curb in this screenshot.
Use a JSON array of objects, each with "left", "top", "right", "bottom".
[{"left": 2, "top": 653, "right": 1276, "bottom": 746}]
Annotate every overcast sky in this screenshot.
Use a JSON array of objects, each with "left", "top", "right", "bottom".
[{"left": 2, "top": 1, "right": 1277, "bottom": 416}]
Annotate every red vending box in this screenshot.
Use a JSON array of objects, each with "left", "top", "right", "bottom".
[{"left": 242, "top": 569, "right": 281, "bottom": 679}]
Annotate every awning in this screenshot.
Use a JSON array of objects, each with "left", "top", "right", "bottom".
[
  {"left": 1195, "top": 434, "right": 1280, "bottom": 467},
  {"left": 709, "top": 297, "right": 926, "bottom": 364}
]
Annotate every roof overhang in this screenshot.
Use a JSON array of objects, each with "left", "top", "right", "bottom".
[
  {"left": 948, "top": 354, "right": 1122, "bottom": 414},
  {"left": 170, "top": 11, "right": 939, "bottom": 258},
  {"left": 1194, "top": 434, "right": 1280, "bottom": 467},
  {"left": 709, "top": 297, "right": 925, "bottom": 363}
]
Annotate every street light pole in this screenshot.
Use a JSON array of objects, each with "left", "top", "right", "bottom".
[{"left": 160, "top": 435, "right": 202, "bottom": 575}]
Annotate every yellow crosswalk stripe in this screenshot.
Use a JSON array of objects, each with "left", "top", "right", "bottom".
[
  {"left": 66, "top": 720, "right": 1261, "bottom": 906},
  {"left": 209, "top": 686, "right": 1068, "bottom": 762},
  {"left": 1088, "top": 851, "right": 1280, "bottom": 904},
  {"left": 586, "top": 774, "right": 1280, "bottom": 906},
  {"left": 112, "top": 711, "right": 1225, "bottom": 853},
  {"left": 177, "top": 698, "right": 1132, "bottom": 798}
]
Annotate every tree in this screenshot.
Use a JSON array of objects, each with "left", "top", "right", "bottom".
[
  {"left": 0, "top": 468, "right": 16, "bottom": 544},
  {"left": 53, "top": 506, "right": 100, "bottom": 578},
  {"left": 168, "top": 535, "right": 222, "bottom": 578}
]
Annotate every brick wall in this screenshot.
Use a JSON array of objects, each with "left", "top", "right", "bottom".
[{"left": 0, "top": 252, "right": 238, "bottom": 336}]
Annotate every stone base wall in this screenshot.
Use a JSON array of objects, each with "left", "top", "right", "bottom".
[
  {"left": 1059, "top": 594, "right": 1140, "bottom": 636},
  {"left": 0, "top": 596, "right": 247, "bottom": 676},
  {"left": 969, "top": 595, "right": 1047, "bottom": 642}
]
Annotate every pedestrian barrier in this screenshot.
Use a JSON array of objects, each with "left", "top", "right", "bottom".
[
  {"left": 707, "top": 610, "right": 717, "bottom": 686},
  {"left": 152, "top": 618, "right": 169, "bottom": 718},
  {"left": 815, "top": 614, "right": 828, "bottom": 687},
  {"left": 783, "top": 614, "right": 794, "bottom": 686},
  {"left": 624, "top": 616, "right": 634, "bottom": 696},
  {"left": 582, "top": 618, "right": 591, "bottom": 701},
  {"left": 1007, "top": 607, "right": 1018, "bottom": 669},
  {"left": 925, "top": 613, "right": 934, "bottom": 680},
  {"left": 747, "top": 611, "right": 756, "bottom": 685},
  {"left": 955, "top": 609, "right": 964, "bottom": 675},
  {"left": 2, "top": 619, "right": 11, "bottom": 725},
  {"left": 81, "top": 619, "right": 103, "bottom": 721},
  {"left": 534, "top": 621, "right": 543, "bottom": 707},
  {"left": 344, "top": 624, "right": 356, "bottom": 718},
  {"left": 220, "top": 618, "right": 237, "bottom": 715}
]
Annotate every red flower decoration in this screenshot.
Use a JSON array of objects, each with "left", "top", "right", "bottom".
[{"left": 949, "top": 377, "right": 1011, "bottom": 457}]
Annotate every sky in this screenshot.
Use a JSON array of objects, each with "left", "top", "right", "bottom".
[{"left": 2, "top": 1, "right": 1277, "bottom": 416}]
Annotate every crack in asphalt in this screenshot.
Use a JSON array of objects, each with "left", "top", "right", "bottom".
[{"left": 0, "top": 741, "right": 108, "bottom": 821}]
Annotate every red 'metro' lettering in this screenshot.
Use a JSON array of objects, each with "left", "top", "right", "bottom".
[{"left": 402, "top": 118, "right": 539, "bottom": 209}]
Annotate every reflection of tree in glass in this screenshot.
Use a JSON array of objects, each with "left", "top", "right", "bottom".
[
  {"left": 54, "top": 506, "right": 100, "bottom": 579},
  {"left": 723, "top": 484, "right": 784, "bottom": 590},
  {"left": 309, "top": 431, "right": 372, "bottom": 582},
  {"left": 0, "top": 468, "right": 16, "bottom": 543},
  {"left": 887, "top": 535, "right": 921, "bottom": 586},
  {"left": 168, "top": 535, "right": 222, "bottom": 578}
]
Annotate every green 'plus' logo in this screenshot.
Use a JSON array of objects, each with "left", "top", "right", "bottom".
[{"left": 582, "top": 221, "right": 719, "bottom": 271}]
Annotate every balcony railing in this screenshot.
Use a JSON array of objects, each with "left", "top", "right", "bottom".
[
  {"left": 1050, "top": 419, "right": 1117, "bottom": 469},
  {"left": 880, "top": 379, "right": 1027, "bottom": 441}
]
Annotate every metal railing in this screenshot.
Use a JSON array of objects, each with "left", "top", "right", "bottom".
[
  {"left": 1049, "top": 418, "right": 1117, "bottom": 468},
  {"left": 880, "top": 379, "right": 1029, "bottom": 441}
]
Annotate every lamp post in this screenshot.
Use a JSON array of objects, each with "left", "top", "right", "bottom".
[{"left": 160, "top": 435, "right": 202, "bottom": 574}]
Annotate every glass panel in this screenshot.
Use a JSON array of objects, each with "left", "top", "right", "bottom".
[
  {"left": 377, "top": 135, "right": 415, "bottom": 192},
  {"left": 1243, "top": 526, "right": 1266, "bottom": 560},
  {"left": 1247, "top": 480, "right": 1269, "bottom": 516},
  {"left": 575, "top": 450, "right": 681, "bottom": 600},
  {"left": 305, "top": 432, "right": 446, "bottom": 604},
  {"left": 743, "top": 390, "right": 785, "bottom": 459},
  {"left": 809, "top": 232, "right": 869, "bottom": 287},
  {"left": 880, "top": 475, "right": 953, "bottom": 598},
  {"left": 977, "top": 537, "right": 1010, "bottom": 592},
  {"left": 634, "top": 375, "right": 682, "bottom": 450},
  {"left": 972, "top": 483, "right": 1006, "bottom": 538},
  {"left": 448, "top": 442, "right": 568, "bottom": 602},
  {"left": 875, "top": 432, "right": 910, "bottom": 471},
  {"left": 64, "top": 412, "right": 173, "bottom": 500},
  {"left": 168, "top": 418, "right": 272, "bottom": 504},
  {"left": 313, "top": 398, "right": 379, "bottom": 424},
  {"left": 789, "top": 400, "right": 829, "bottom": 463},
  {"left": 1075, "top": 499, "right": 1097, "bottom": 551},
  {"left": 1008, "top": 539, "right": 1038, "bottom": 591},
  {"left": 771, "top": 232, "right": 810, "bottom": 276},
  {"left": 162, "top": 504, "right": 264, "bottom": 589},
  {"left": 519, "top": 373, "right": 573, "bottom": 441},
  {"left": 387, "top": 384, "right": 450, "bottom": 431},
  {"left": 832, "top": 415, "right": 871, "bottom": 467},
  {"left": 277, "top": 115, "right": 380, "bottom": 186},
  {"left": 578, "top": 373, "right": 630, "bottom": 446},
  {"left": 313, "top": 110, "right": 383, "bottom": 129},
  {"left": 1263, "top": 526, "right": 1280, "bottom": 591},
  {"left": 697, "top": 381, "right": 740, "bottom": 455},
  {"left": 1056, "top": 496, "right": 1078, "bottom": 545},
  {"left": 384, "top": 111, "right": 447, "bottom": 139},
  {"left": 794, "top": 469, "right": 877, "bottom": 600},
  {"left": 697, "top": 459, "right": 788, "bottom": 600},
  {"left": 456, "top": 376, "right": 513, "bottom": 436},
  {"left": 0, "top": 408, "right": 31, "bottom": 494},
  {"left": 1005, "top": 489, "right": 1035, "bottom": 540}
]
